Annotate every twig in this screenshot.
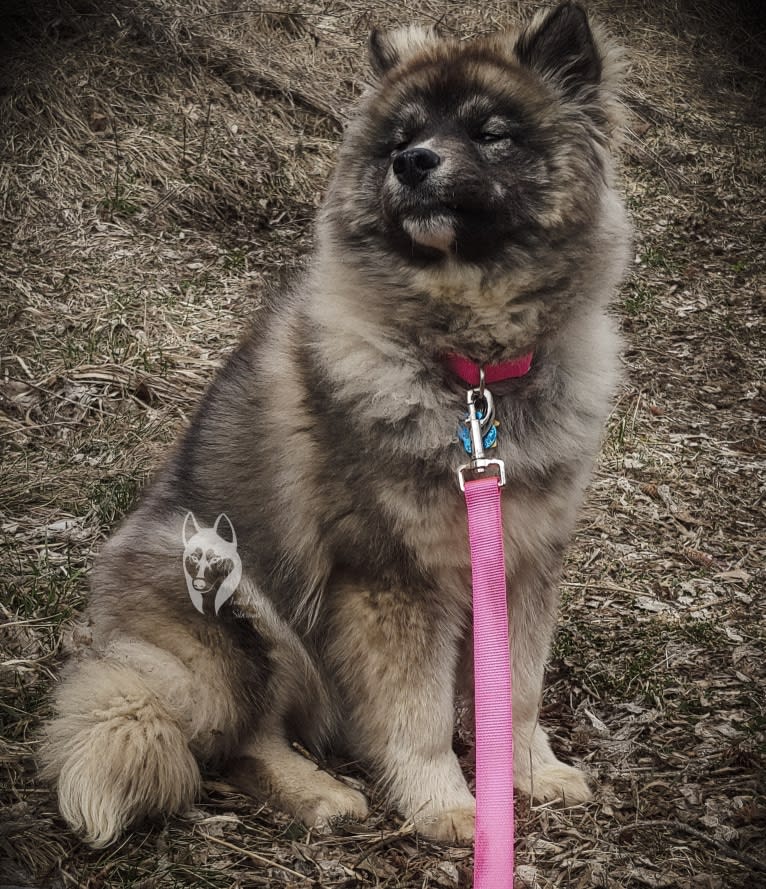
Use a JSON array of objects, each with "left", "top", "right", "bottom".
[
  {"left": 202, "top": 833, "right": 312, "bottom": 881},
  {"left": 197, "top": 98, "right": 213, "bottom": 166},
  {"left": 613, "top": 819, "right": 766, "bottom": 873},
  {"left": 351, "top": 817, "right": 418, "bottom": 869}
]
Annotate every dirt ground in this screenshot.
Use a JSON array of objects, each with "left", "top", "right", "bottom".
[{"left": 1, "top": 1, "right": 764, "bottom": 887}]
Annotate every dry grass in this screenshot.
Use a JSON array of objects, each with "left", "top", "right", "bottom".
[{"left": 1, "top": 0, "right": 764, "bottom": 886}]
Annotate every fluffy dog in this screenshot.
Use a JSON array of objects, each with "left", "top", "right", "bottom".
[{"left": 41, "top": 1, "right": 631, "bottom": 847}]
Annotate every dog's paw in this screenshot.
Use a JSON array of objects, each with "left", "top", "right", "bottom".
[
  {"left": 415, "top": 805, "right": 476, "bottom": 845},
  {"left": 527, "top": 762, "right": 592, "bottom": 806},
  {"left": 296, "top": 781, "right": 369, "bottom": 832}
]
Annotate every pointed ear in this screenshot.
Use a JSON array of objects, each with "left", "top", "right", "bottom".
[
  {"left": 515, "top": 2, "right": 601, "bottom": 95},
  {"left": 368, "top": 25, "right": 439, "bottom": 77},
  {"left": 182, "top": 511, "right": 200, "bottom": 545},
  {"left": 369, "top": 29, "right": 397, "bottom": 77},
  {"left": 213, "top": 513, "right": 236, "bottom": 547}
]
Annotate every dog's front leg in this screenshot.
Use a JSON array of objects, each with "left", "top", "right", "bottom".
[
  {"left": 325, "top": 584, "right": 475, "bottom": 844},
  {"left": 506, "top": 552, "right": 593, "bottom": 806}
]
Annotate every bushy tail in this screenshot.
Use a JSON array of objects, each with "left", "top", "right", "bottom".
[{"left": 39, "top": 659, "right": 200, "bottom": 847}]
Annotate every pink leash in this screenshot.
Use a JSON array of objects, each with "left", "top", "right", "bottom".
[
  {"left": 465, "top": 476, "right": 514, "bottom": 888},
  {"left": 453, "top": 357, "right": 531, "bottom": 888}
]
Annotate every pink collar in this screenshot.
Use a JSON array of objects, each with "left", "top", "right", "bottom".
[{"left": 443, "top": 352, "right": 533, "bottom": 387}]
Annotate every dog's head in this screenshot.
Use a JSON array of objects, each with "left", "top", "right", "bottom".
[
  {"left": 182, "top": 512, "right": 242, "bottom": 614},
  {"left": 323, "top": 2, "right": 625, "bottom": 272}
]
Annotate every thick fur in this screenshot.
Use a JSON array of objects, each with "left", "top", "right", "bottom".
[{"left": 40, "top": 2, "right": 631, "bottom": 847}]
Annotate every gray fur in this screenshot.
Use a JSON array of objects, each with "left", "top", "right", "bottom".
[{"left": 40, "top": 2, "right": 631, "bottom": 847}]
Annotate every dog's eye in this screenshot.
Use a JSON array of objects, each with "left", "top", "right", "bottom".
[
  {"left": 472, "top": 115, "right": 520, "bottom": 145},
  {"left": 475, "top": 129, "right": 511, "bottom": 144}
]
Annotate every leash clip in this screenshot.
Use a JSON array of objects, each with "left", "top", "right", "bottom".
[{"left": 458, "top": 371, "right": 506, "bottom": 491}]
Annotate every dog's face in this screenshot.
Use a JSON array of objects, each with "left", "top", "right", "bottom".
[
  {"left": 182, "top": 513, "right": 242, "bottom": 614},
  {"left": 325, "top": 3, "right": 622, "bottom": 271}
]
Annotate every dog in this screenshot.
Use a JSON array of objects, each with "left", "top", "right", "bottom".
[
  {"left": 182, "top": 513, "right": 242, "bottom": 615},
  {"left": 40, "top": 1, "right": 631, "bottom": 848}
]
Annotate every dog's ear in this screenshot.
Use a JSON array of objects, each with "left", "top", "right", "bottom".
[
  {"left": 182, "top": 511, "right": 200, "bottom": 545},
  {"left": 368, "top": 25, "right": 439, "bottom": 77},
  {"left": 515, "top": 2, "right": 601, "bottom": 95},
  {"left": 213, "top": 513, "right": 237, "bottom": 547}
]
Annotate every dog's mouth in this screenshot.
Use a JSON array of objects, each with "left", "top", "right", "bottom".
[
  {"left": 402, "top": 212, "right": 456, "bottom": 252},
  {"left": 381, "top": 188, "right": 497, "bottom": 262},
  {"left": 192, "top": 578, "right": 210, "bottom": 592}
]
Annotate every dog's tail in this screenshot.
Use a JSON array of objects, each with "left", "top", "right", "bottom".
[{"left": 39, "top": 658, "right": 200, "bottom": 847}]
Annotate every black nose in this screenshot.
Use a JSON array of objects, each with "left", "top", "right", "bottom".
[{"left": 392, "top": 147, "right": 441, "bottom": 186}]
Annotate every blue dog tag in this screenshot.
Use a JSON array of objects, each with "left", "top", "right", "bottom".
[{"left": 458, "top": 410, "right": 498, "bottom": 455}]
